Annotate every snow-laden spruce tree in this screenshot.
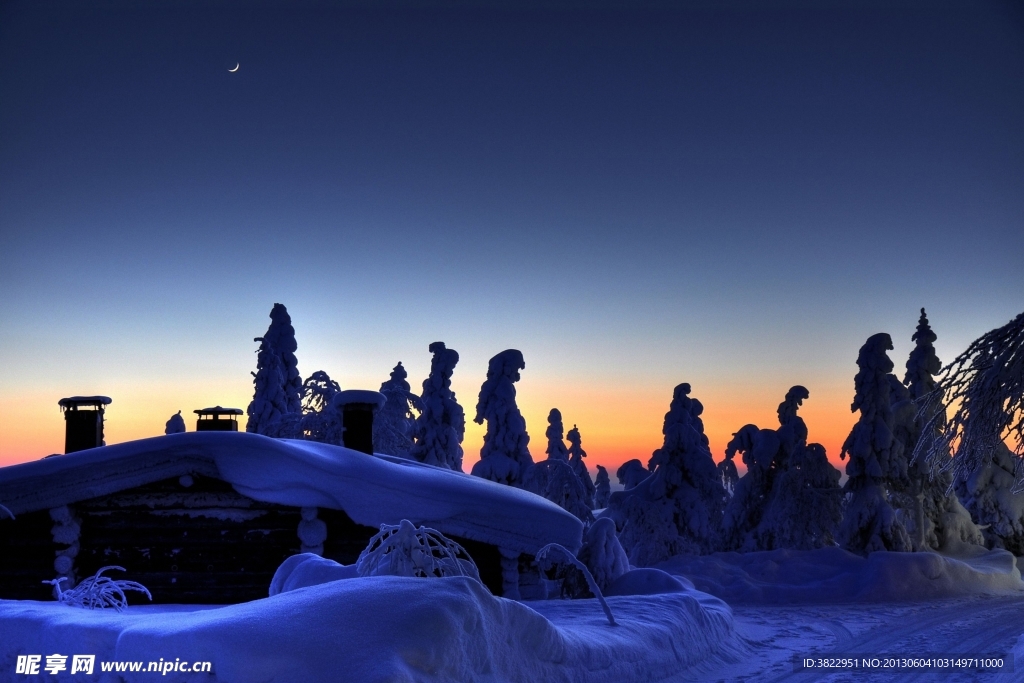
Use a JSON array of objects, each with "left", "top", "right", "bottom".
[
  {"left": 758, "top": 442, "right": 844, "bottom": 550},
  {"left": 297, "top": 370, "right": 343, "bottom": 444},
  {"left": 914, "top": 310, "right": 1024, "bottom": 488},
  {"left": 891, "top": 309, "right": 983, "bottom": 551},
  {"left": 838, "top": 333, "right": 913, "bottom": 554},
  {"left": 261, "top": 303, "right": 303, "bottom": 414},
  {"left": 245, "top": 338, "right": 291, "bottom": 435},
  {"left": 545, "top": 408, "right": 569, "bottom": 461},
  {"left": 595, "top": 465, "right": 611, "bottom": 509},
  {"left": 375, "top": 362, "right": 422, "bottom": 458},
  {"left": 523, "top": 408, "right": 593, "bottom": 522},
  {"left": 471, "top": 349, "right": 534, "bottom": 487},
  {"left": 409, "top": 342, "right": 465, "bottom": 470},
  {"left": 567, "top": 425, "right": 596, "bottom": 508},
  {"left": 607, "top": 383, "right": 726, "bottom": 565},
  {"left": 717, "top": 386, "right": 843, "bottom": 551},
  {"left": 718, "top": 424, "right": 782, "bottom": 551}
]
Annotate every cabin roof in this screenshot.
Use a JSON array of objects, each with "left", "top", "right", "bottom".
[{"left": 0, "top": 432, "right": 581, "bottom": 555}]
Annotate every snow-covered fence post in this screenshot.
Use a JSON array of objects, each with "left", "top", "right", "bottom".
[
  {"left": 50, "top": 505, "right": 81, "bottom": 592},
  {"left": 535, "top": 543, "right": 617, "bottom": 626},
  {"left": 298, "top": 507, "right": 327, "bottom": 555}
]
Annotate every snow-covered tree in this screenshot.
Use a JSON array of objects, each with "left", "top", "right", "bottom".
[
  {"left": 262, "top": 303, "right": 302, "bottom": 414},
  {"left": 891, "top": 310, "right": 983, "bottom": 551},
  {"left": 297, "top": 370, "right": 343, "bottom": 444},
  {"left": 758, "top": 442, "right": 844, "bottom": 550},
  {"left": 545, "top": 409, "right": 569, "bottom": 461},
  {"left": 595, "top": 465, "right": 611, "bottom": 509},
  {"left": 522, "top": 459, "right": 594, "bottom": 524},
  {"left": 914, "top": 310, "right": 1024, "bottom": 486},
  {"left": 607, "top": 383, "right": 726, "bottom": 565},
  {"left": 245, "top": 338, "right": 290, "bottom": 435},
  {"left": 164, "top": 411, "right": 185, "bottom": 435},
  {"left": 956, "top": 442, "right": 1024, "bottom": 553},
  {"left": 375, "top": 362, "right": 422, "bottom": 458},
  {"left": 838, "top": 333, "right": 912, "bottom": 554},
  {"left": 719, "top": 386, "right": 844, "bottom": 551},
  {"left": 616, "top": 459, "right": 649, "bottom": 490},
  {"left": 567, "top": 425, "right": 596, "bottom": 508},
  {"left": 523, "top": 407, "right": 593, "bottom": 521},
  {"left": 471, "top": 349, "right": 534, "bottom": 486},
  {"left": 410, "top": 342, "right": 465, "bottom": 470}
]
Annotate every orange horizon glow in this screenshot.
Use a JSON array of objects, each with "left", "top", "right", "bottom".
[{"left": 1, "top": 378, "right": 858, "bottom": 478}]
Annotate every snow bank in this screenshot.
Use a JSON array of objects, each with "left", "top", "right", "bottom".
[
  {"left": 0, "top": 432, "right": 582, "bottom": 556},
  {"left": 0, "top": 576, "right": 742, "bottom": 683},
  {"left": 657, "top": 547, "right": 1024, "bottom": 604}
]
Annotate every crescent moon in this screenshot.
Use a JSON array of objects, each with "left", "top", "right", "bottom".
[{"left": 228, "top": 63, "right": 240, "bottom": 72}]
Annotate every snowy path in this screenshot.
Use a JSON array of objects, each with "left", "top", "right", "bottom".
[{"left": 713, "top": 595, "right": 1024, "bottom": 683}]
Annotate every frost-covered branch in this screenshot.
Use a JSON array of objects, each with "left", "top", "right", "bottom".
[
  {"left": 44, "top": 566, "right": 152, "bottom": 611},
  {"left": 0, "top": 503, "right": 14, "bottom": 520},
  {"left": 535, "top": 543, "right": 617, "bottom": 626},
  {"left": 913, "top": 311, "right": 1024, "bottom": 488},
  {"left": 356, "top": 520, "right": 480, "bottom": 581}
]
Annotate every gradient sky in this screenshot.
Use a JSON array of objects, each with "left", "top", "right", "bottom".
[{"left": 1, "top": 0, "right": 1022, "bottom": 479}]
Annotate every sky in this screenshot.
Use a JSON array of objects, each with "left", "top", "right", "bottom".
[{"left": 0, "top": 0, "right": 1022, "bottom": 478}]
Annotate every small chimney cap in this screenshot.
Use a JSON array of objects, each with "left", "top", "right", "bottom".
[
  {"left": 58, "top": 396, "right": 112, "bottom": 409},
  {"left": 194, "top": 406, "right": 243, "bottom": 416}
]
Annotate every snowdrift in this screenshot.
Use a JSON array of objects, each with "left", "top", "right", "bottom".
[
  {"left": 658, "top": 546, "right": 1024, "bottom": 604},
  {"left": 0, "top": 576, "right": 742, "bottom": 683}
]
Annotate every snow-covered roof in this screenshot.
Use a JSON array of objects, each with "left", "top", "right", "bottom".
[{"left": 0, "top": 432, "right": 581, "bottom": 555}]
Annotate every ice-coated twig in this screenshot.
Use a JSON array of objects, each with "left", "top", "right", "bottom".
[
  {"left": 43, "top": 566, "right": 152, "bottom": 611},
  {"left": 535, "top": 543, "right": 617, "bottom": 626},
  {"left": 0, "top": 503, "right": 14, "bottom": 520}
]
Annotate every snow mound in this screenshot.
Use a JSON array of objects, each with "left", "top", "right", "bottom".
[
  {"left": 0, "top": 576, "right": 742, "bottom": 683},
  {"left": 657, "top": 547, "right": 1024, "bottom": 604}
]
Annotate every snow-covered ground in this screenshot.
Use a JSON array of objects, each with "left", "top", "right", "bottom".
[{"left": 2, "top": 547, "right": 1023, "bottom": 683}]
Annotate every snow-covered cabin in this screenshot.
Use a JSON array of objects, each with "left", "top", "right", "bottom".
[{"left": 0, "top": 432, "right": 582, "bottom": 604}]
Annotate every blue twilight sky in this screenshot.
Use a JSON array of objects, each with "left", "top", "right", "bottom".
[{"left": 0, "top": 0, "right": 1022, "bottom": 470}]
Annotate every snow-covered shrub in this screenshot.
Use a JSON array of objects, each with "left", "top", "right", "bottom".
[
  {"left": 567, "top": 425, "right": 596, "bottom": 508},
  {"left": 375, "top": 362, "right": 422, "bottom": 458},
  {"left": 43, "top": 566, "right": 151, "bottom": 611},
  {"left": 535, "top": 544, "right": 617, "bottom": 626},
  {"left": 356, "top": 519, "right": 480, "bottom": 582},
  {"left": 616, "top": 459, "right": 649, "bottom": 490},
  {"left": 839, "top": 333, "right": 912, "bottom": 554},
  {"left": 164, "top": 411, "right": 185, "bottom": 435},
  {"left": 608, "top": 383, "right": 726, "bottom": 565},
  {"left": 522, "top": 459, "right": 594, "bottom": 524},
  {"left": 595, "top": 465, "right": 611, "bottom": 509},
  {"left": 471, "top": 349, "right": 534, "bottom": 487},
  {"left": 577, "top": 518, "right": 629, "bottom": 592},
  {"left": 956, "top": 442, "right": 1024, "bottom": 553},
  {"left": 410, "top": 342, "right": 466, "bottom": 470}
]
